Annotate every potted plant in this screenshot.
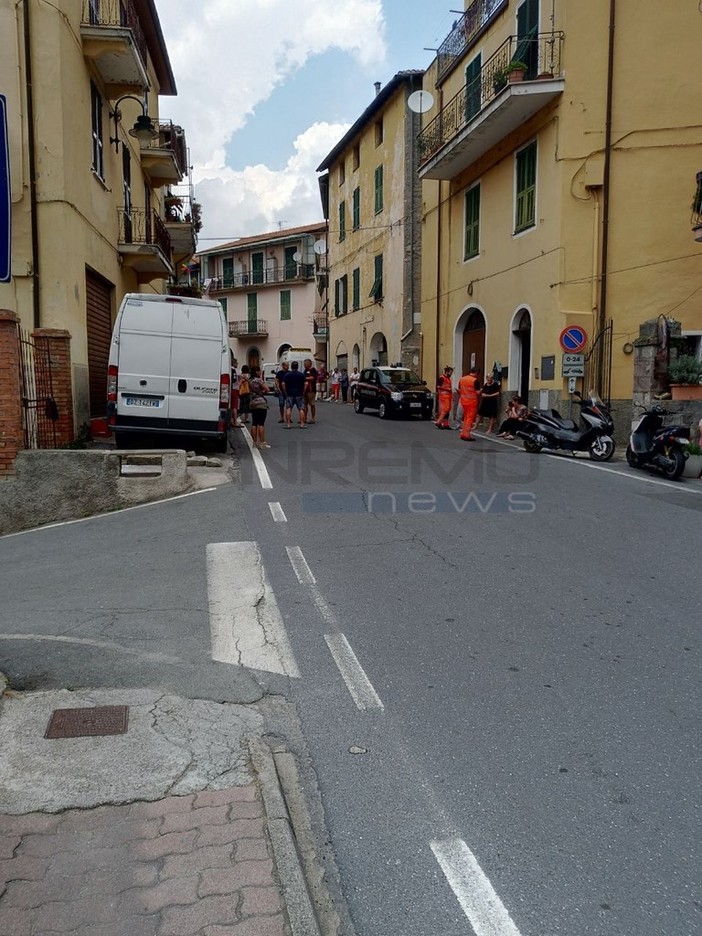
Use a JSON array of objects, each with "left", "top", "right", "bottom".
[
  {"left": 493, "top": 67, "right": 508, "bottom": 94},
  {"left": 667, "top": 354, "right": 702, "bottom": 400},
  {"left": 683, "top": 440, "right": 702, "bottom": 479},
  {"left": 507, "top": 60, "right": 528, "bottom": 82}
]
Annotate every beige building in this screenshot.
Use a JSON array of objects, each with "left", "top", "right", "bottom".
[
  {"left": 0, "top": 0, "right": 194, "bottom": 431},
  {"left": 317, "top": 71, "right": 424, "bottom": 374},
  {"left": 417, "top": 0, "right": 702, "bottom": 414},
  {"left": 197, "top": 223, "right": 328, "bottom": 371}
]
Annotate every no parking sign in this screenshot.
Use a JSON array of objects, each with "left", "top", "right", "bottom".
[{"left": 559, "top": 325, "right": 588, "bottom": 353}]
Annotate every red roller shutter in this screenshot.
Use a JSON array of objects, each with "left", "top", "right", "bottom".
[{"left": 85, "top": 269, "right": 114, "bottom": 418}]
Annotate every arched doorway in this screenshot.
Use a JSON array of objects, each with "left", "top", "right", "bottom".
[
  {"left": 510, "top": 309, "right": 532, "bottom": 403},
  {"left": 277, "top": 343, "right": 291, "bottom": 361},
  {"left": 352, "top": 344, "right": 360, "bottom": 369},
  {"left": 370, "top": 332, "right": 388, "bottom": 366},
  {"left": 462, "top": 309, "right": 486, "bottom": 377},
  {"left": 247, "top": 347, "right": 260, "bottom": 370},
  {"left": 335, "top": 341, "right": 348, "bottom": 371}
]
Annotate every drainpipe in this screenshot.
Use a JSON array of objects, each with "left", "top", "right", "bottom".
[
  {"left": 23, "top": 0, "right": 41, "bottom": 328},
  {"left": 598, "top": 0, "right": 616, "bottom": 388}
]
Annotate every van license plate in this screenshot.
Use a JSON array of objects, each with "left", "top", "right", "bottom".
[
  {"left": 125, "top": 397, "right": 160, "bottom": 407},
  {"left": 409, "top": 402, "right": 421, "bottom": 408}
]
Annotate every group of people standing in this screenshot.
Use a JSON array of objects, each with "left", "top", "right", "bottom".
[
  {"left": 434, "top": 366, "right": 527, "bottom": 441},
  {"left": 326, "top": 366, "right": 360, "bottom": 403}
]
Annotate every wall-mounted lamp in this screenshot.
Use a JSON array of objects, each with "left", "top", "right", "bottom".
[{"left": 109, "top": 95, "right": 158, "bottom": 153}]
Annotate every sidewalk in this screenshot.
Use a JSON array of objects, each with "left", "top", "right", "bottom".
[{"left": 0, "top": 680, "right": 322, "bottom": 936}]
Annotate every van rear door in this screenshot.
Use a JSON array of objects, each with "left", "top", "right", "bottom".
[
  {"left": 116, "top": 297, "right": 172, "bottom": 419},
  {"left": 168, "top": 301, "right": 226, "bottom": 431}
]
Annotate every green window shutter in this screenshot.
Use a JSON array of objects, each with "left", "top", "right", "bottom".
[
  {"left": 341, "top": 275, "right": 348, "bottom": 314},
  {"left": 280, "top": 289, "right": 291, "bottom": 320},
  {"left": 352, "top": 267, "right": 360, "bottom": 310},
  {"left": 220, "top": 297, "right": 228, "bottom": 316},
  {"left": 284, "top": 247, "right": 297, "bottom": 279},
  {"left": 352, "top": 187, "right": 360, "bottom": 230},
  {"left": 369, "top": 254, "right": 383, "bottom": 300},
  {"left": 222, "top": 257, "right": 234, "bottom": 287},
  {"left": 515, "top": 141, "right": 537, "bottom": 233},
  {"left": 374, "top": 165, "right": 384, "bottom": 214},
  {"left": 339, "top": 201, "right": 346, "bottom": 241},
  {"left": 516, "top": 0, "right": 539, "bottom": 78},
  {"left": 464, "top": 185, "right": 480, "bottom": 259},
  {"left": 334, "top": 278, "right": 341, "bottom": 316},
  {"left": 465, "top": 55, "right": 482, "bottom": 121},
  {"left": 247, "top": 293, "right": 257, "bottom": 329}
]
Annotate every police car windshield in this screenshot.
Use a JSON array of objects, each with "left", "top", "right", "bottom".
[{"left": 378, "top": 368, "right": 421, "bottom": 386}]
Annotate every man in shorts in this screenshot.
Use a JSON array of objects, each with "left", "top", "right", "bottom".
[
  {"left": 274, "top": 361, "right": 289, "bottom": 423},
  {"left": 302, "top": 358, "right": 318, "bottom": 424},
  {"left": 281, "top": 361, "right": 307, "bottom": 427}
]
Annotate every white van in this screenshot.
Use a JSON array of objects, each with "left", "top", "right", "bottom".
[
  {"left": 279, "top": 347, "right": 315, "bottom": 369},
  {"left": 107, "top": 294, "right": 230, "bottom": 450}
]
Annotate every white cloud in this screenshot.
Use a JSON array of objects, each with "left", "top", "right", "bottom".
[{"left": 156, "top": 0, "right": 387, "bottom": 243}]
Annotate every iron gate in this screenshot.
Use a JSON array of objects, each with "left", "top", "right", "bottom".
[
  {"left": 17, "top": 327, "right": 58, "bottom": 449},
  {"left": 583, "top": 319, "right": 613, "bottom": 405}
]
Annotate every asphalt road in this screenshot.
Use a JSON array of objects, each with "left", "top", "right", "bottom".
[{"left": 1, "top": 401, "right": 701, "bottom": 936}]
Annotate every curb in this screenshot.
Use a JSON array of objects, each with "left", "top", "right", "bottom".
[{"left": 248, "top": 736, "right": 323, "bottom": 936}]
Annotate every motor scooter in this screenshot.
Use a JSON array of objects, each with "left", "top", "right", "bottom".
[
  {"left": 625, "top": 404, "right": 690, "bottom": 480},
  {"left": 516, "top": 391, "right": 615, "bottom": 461}
]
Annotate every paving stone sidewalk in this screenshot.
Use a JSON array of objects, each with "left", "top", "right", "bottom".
[{"left": 0, "top": 785, "right": 288, "bottom": 936}]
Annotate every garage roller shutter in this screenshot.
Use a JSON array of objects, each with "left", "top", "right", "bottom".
[{"left": 85, "top": 269, "right": 113, "bottom": 418}]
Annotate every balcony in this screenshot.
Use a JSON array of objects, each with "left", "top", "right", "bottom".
[
  {"left": 312, "top": 317, "right": 329, "bottom": 339},
  {"left": 229, "top": 321, "right": 268, "bottom": 338},
  {"left": 436, "top": 0, "right": 508, "bottom": 83},
  {"left": 80, "top": 0, "right": 148, "bottom": 92},
  {"left": 164, "top": 195, "right": 198, "bottom": 263},
  {"left": 140, "top": 122, "right": 188, "bottom": 188},
  {"left": 419, "top": 32, "right": 564, "bottom": 181},
  {"left": 117, "top": 207, "right": 173, "bottom": 281},
  {"left": 205, "top": 264, "right": 316, "bottom": 292}
]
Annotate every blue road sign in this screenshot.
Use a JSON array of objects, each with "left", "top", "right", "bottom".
[
  {"left": 559, "top": 325, "right": 588, "bottom": 353},
  {"left": 0, "top": 95, "right": 10, "bottom": 283}
]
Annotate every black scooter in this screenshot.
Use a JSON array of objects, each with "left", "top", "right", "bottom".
[
  {"left": 516, "top": 391, "right": 616, "bottom": 461},
  {"left": 625, "top": 404, "right": 690, "bottom": 480}
]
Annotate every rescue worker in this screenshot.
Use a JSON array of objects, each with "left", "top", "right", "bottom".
[
  {"left": 458, "top": 367, "right": 482, "bottom": 441},
  {"left": 435, "top": 365, "right": 454, "bottom": 429}
]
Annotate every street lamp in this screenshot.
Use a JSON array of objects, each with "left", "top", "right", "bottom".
[{"left": 109, "top": 95, "right": 158, "bottom": 153}]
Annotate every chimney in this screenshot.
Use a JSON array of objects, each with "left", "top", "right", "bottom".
[{"left": 374, "top": 81, "right": 381, "bottom": 96}]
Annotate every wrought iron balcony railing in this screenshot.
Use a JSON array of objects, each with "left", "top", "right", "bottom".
[
  {"left": 141, "top": 121, "right": 188, "bottom": 178},
  {"left": 419, "top": 32, "right": 564, "bottom": 166},
  {"left": 118, "top": 206, "right": 171, "bottom": 257},
  {"left": 312, "top": 317, "right": 329, "bottom": 336},
  {"left": 205, "top": 264, "right": 315, "bottom": 291},
  {"left": 436, "top": 0, "right": 508, "bottom": 82},
  {"left": 81, "top": 0, "right": 147, "bottom": 67},
  {"left": 228, "top": 321, "right": 268, "bottom": 337}
]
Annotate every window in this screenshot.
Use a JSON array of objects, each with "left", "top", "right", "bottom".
[
  {"left": 280, "top": 289, "right": 291, "bottom": 320},
  {"left": 374, "top": 166, "right": 384, "bottom": 214},
  {"left": 284, "top": 246, "right": 297, "bottom": 279},
  {"left": 515, "top": 141, "right": 537, "bottom": 233},
  {"left": 247, "top": 293, "right": 258, "bottom": 329},
  {"left": 339, "top": 161, "right": 345, "bottom": 185},
  {"left": 121, "top": 146, "right": 132, "bottom": 241},
  {"left": 339, "top": 201, "right": 346, "bottom": 241},
  {"left": 222, "top": 257, "right": 234, "bottom": 287},
  {"left": 352, "top": 187, "right": 360, "bottom": 230},
  {"left": 352, "top": 144, "right": 360, "bottom": 170},
  {"left": 334, "top": 276, "right": 348, "bottom": 316},
  {"left": 352, "top": 267, "right": 360, "bottom": 310},
  {"left": 465, "top": 54, "right": 482, "bottom": 121},
  {"left": 464, "top": 184, "right": 480, "bottom": 260},
  {"left": 369, "top": 254, "right": 383, "bottom": 301},
  {"left": 375, "top": 119, "right": 383, "bottom": 147},
  {"left": 252, "top": 252, "right": 264, "bottom": 284},
  {"left": 90, "top": 83, "right": 104, "bottom": 179},
  {"left": 220, "top": 297, "right": 228, "bottom": 315}
]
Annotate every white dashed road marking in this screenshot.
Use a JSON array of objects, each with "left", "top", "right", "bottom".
[
  {"left": 323, "top": 633, "right": 384, "bottom": 711},
  {"left": 431, "top": 838, "right": 522, "bottom": 936},
  {"left": 268, "top": 502, "right": 287, "bottom": 522},
  {"left": 286, "top": 546, "right": 316, "bottom": 584},
  {"left": 240, "top": 426, "right": 273, "bottom": 489}
]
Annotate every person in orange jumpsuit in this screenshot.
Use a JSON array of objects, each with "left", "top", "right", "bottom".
[
  {"left": 434, "top": 365, "right": 454, "bottom": 429},
  {"left": 458, "top": 367, "right": 482, "bottom": 441}
]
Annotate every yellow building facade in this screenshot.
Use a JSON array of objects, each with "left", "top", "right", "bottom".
[
  {"left": 0, "top": 0, "right": 192, "bottom": 429},
  {"left": 418, "top": 0, "right": 702, "bottom": 416},
  {"left": 317, "top": 72, "right": 424, "bottom": 373}
]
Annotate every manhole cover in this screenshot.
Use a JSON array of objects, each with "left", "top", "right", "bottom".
[{"left": 45, "top": 705, "right": 129, "bottom": 739}]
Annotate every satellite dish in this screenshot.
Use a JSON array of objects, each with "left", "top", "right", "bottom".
[
  {"left": 313, "top": 239, "right": 327, "bottom": 255},
  {"left": 407, "top": 90, "right": 434, "bottom": 114},
  {"left": 292, "top": 251, "right": 301, "bottom": 262}
]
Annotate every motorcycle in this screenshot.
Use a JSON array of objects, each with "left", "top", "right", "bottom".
[
  {"left": 625, "top": 404, "right": 690, "bottom": 480},
  {"left": 516, "top": 391, "right": 616, "bottom": 461}
]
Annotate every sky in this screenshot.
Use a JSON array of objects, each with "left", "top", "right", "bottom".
[{"left": 155, "top": 1, "right": 456, "bottom": 248}]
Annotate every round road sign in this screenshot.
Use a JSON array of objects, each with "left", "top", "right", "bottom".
[{"left": 559, "top": 325, "right": 588, "bottom": 353}]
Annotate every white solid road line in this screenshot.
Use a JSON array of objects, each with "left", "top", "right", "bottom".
[
  {"left": 206, "top": 542, "right": 300, "bottom": 677},
  {"left": 431, "top": 838, "right": 522, "bottom": 936},
  {"left": 324, "top": 633, "right": 384, "bottom": 711},
  {"left": 240, "top": 426, "right": 273, "bottom": 490},
  {"left": 286, "top": 546, "right": 316, "bottom": 584},
  {"left": 268, "top": 502, "right": 287, "bottom": 523}
]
